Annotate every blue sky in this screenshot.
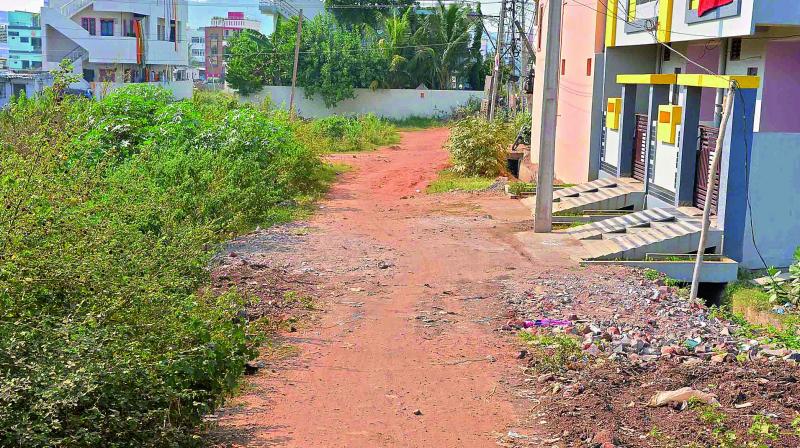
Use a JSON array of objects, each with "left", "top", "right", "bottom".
[{"left": 0, "top": 0, "right": 502, "bottom": 34}]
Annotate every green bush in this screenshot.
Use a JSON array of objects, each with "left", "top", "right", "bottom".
[
  {"left": 302, "top": 114, "right": 399, "bottom": 152},
  {"left": 0, "top": 85, "right": 329, "bottom": 447},
  {"left": 446, "top": 116, "right": 516, "bottom": 177}
]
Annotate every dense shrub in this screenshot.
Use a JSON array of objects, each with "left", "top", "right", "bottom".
[
  {"left": 0, "top": 85, "right": 329, "bottom": 447},
  {"left": 300, "top": 114, "right": 399, "bottom": 152},
  {"left": 445, "top": 116, "right": 516, "bottom": 177}
]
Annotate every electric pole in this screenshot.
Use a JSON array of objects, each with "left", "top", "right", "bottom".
[
  {"left": 533, "top": 0, "right": 562, "bottom": 233},
  {"left": 289, "top": 9, "right": 304, "bottom": 117},
  {"left": 488, "top": 0, "right": 507, "bottom": 120}
]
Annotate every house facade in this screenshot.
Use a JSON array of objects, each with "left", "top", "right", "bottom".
[
  {"left": 204, "top": 12, "right": 261, "bottom": 82},
  {"left": 41, "top": 0, "right": 192, "bottom": 99},
  {"left": 595, "top": 0, "right": 800, "bottom": 268},
  {"left": 7, "top": 11, "right": 43, "bottom": 71},
  {"left": 529, "top": 0, "right": 608, "bottom": 184}
]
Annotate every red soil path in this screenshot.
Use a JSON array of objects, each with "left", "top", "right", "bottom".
[{"left": 212, "top": 128, "right": 557, "bottom": 447}]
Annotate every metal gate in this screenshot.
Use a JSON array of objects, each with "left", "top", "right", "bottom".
[
  {"left": 632, "top": 114, "right": 648, "bottom": 181},
  {"left": 693, "top": 125, "right": 720, "bottom": 214}
]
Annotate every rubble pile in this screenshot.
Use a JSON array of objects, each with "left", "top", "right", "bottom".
[{"left": 503, "top": 267, "right": 800, "bottom": 364}]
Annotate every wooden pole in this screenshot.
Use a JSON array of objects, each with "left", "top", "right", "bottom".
[
  {"left": 533, "top": 0, "right": 563, "bottom": 233},
  {"left": 289, "top": 9, "right": 304, "bottom": 117},
  {"left": 690, "top": 83, "right": 735, "bottom": 301}
]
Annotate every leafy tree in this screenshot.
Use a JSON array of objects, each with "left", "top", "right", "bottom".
[
  {"left": 324, "top": 0, "right": 415, "bottom": 28},
  {"left": 410, "top": 2, "right": 474, "bottom": 89},
  {"left": 225, "top": 29, "right": 272, "bottom": 95}
]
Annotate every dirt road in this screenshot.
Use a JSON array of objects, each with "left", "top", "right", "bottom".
[{"left": 210, "top": 128, "right": 571, "bottom": 447}]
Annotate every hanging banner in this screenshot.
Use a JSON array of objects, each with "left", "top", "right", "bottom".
[{"left": 698, "top": 0, "right": 735, "bottom": 16}]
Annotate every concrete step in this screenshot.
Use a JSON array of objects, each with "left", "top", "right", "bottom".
[
  {"left": 521, "top": 177, "right": 645, "bottom": 215},
  {"left": 572, "top": 207, "right": 722, "bottom": 261}
]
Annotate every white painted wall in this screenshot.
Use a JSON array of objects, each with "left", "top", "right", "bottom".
[
  {"left": 604, "top": 128, "right": 620, "bottom": 167},
  {"left": 652, "top": 136, "right": 679, "bottom": 192},
  {"left": 239, "top": 86, "right": 481, "bottom": 119}
]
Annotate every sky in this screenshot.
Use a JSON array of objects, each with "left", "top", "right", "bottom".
[{"left": 0, "top": 0, "right": 503, "bottom": 33}]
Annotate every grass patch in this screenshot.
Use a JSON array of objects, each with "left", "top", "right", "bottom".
[
  {"left": 389, "top": 115, "right": 447, "bottom": 130},
  {"left": 294, "top": 114, "right": 400, "bottom": 153},
  {"left": 508, "top": 181, "right": 536, "bottom": 196},
  {"left": 426, "top": 169, "right": 495, "bottom": 193},
  {"left": 519, "top": 333, "right": 582, "bottom": 373}
]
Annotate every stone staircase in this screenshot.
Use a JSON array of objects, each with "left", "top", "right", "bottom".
[
  {"left": 568, "top": 207, "right": 723, "bottom": 261},
  {"left": 521, "top": 177, "right": 645, "bottom": 215}
]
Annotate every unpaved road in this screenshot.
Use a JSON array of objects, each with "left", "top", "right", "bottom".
[{"left": 210, "top": 128, "right": 577, "bottom": 447}]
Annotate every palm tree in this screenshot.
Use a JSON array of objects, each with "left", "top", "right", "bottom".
[
  {"left": 379, "top": 10, "right": 413, "bottom": 88},
  {"left": 411, "top": 1, "right": 473, "bottom": 89}
]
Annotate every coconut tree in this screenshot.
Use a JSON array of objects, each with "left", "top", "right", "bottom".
[
  {"left": 410, "top": 1, "right": 473, "bottom": 89},
  {"left": 379, "top": 10, "right": 413, "bottom": 88}
]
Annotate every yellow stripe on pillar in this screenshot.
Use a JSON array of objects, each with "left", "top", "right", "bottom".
[
  {"left": 605, "top": 0, "right": 618, "bottom": 48},
  {"left": 657, "top": 0, "right": 674, "bottom": 43}
]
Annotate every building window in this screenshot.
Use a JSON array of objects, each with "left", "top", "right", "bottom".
[
  {"left": 8, "top": 31, "right": 18, "bottom": 37},
  {"left": 100, "top": 19, "right": 114, "bottom": 36},
  {"left": 81, "top": 17, "right": 96, "bottom": 35},
  {"left": 99, "top": 68, "right": 116, "bottom": 82},
  {"left": 747, "top": 67, "right": 758, "bottom": 76},
  {"left": 20, "top": 37, "right": 29, "bottom": 43},
  {"left": 22, "top": 60, "right": 30, "bottom": 69},
  {"left": 730, "top": 38, "right": 742, "bottom": 61},
  {"left": 586, "top": 58, "right": 592, "bottom": 76},
  {"left": 83, "top": 68, "right": 95, "bottom": 82},
  {"left": 32, "top": 61, "right": 41, "bottom": 68},
  {"left": 561, "top": 59, "right": 566, "bottom": 76},
  {"left": 663, "top": 48, "right": 671, "bottom": 61},
  {"left": 158, "top": 19, "right": 166, "bottom": 40},
  {"left": 123, "top": 19, "right": 136, "bottom": 37},
  {"left": 170, "top": 20, "right": 177, "bottom": 42}
]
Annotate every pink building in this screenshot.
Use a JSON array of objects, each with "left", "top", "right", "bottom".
[
  {"left": 529, "top": 1, "right": 607, "bottom": 184},
  {"left": 204, "top": 12, "right": 261, "bottom": 81}
]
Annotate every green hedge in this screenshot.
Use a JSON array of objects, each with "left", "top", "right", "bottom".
[{"left": 0, "top": 85, "right": 328, "bottom": 446}]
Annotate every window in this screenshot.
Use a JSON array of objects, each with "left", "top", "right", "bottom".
[
  {"left": 100, "top": 19, "right": 114, "bottom": 36},
  {"left": 8, "top": 31, "right": 18, "bottom": 37},
  {"left": 83, "top": 68, "right": 95, "bottom": 82},
  {"left": 730, "top": 38, "right": 742, "bottom": 61},
  {"left": 191, "top": 36, "right": 203, "bottom": 44},
  {"left": 99, "top": 68, "right": 116, "bottom": 82},
  {"left": 20, "top": 37, "right": 29, "bottom": 43},
  {"left": 747, "top": 67, "right": 758, "bottom": 76},
  {"left": 32, "top": 61, "right": 41, "bottom": 68},
  {"left": 157, "top": 19, "right": 165, "bottom": 40},
  {"left": 31, "top": 37, "right": 41, "bottom": 50},
  {"left": 561, "top": 59, "right": 566, "bottom": 76},
  {"left": 192, "top": 49, "right": 204, "bottom": 57},
  {"left": 586, "top": 58, "right": 592, "bottom": 76},
  {"left": 170, "top": 20, "right": 176, "bottom": 42},
  {"left": 123, "top": 19, "right": 136, "bottom": 37},
  {"left": 81, "top": 17, "right": 96, "bottom": 35},
  {"left": 22, "top": 60, "right": 29, "bottom": 69},
  {"left": 663, "top": 47, "right": 671, "bottom": 61},
  {"left": 0, "top": 84, "right": 5, "bottom": 98}
]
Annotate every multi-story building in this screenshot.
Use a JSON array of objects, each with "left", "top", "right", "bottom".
[
  {"left": 40, "top": 0, "right": 191, "bottom": 99},
  {"left": 204, "top": 12, "right": 261, "bottom": 81},
  {"left": 7, "top": 11, "right": 43, "bottom": 71},
  {"left": 187, "top": 26, "right": 205, "bottom": 80},
  {"left": 530, "top": 0, "right": 800, "bottom": 272}
]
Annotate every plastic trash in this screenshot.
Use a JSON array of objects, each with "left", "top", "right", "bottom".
[
  {"left": 523, "top": 318, "right": 572, "bottom": 328},
  {"left": 647, "top": 387, "right": 719, "bottom": 407}
]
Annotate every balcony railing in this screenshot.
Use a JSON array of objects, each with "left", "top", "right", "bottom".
[{"left": 61, "top": 0, "right": 94, "bottom": 18}]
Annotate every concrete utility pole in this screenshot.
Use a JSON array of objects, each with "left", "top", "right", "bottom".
[
  {"left": 533, "top": 0, "right": 563, "bottom": 233},
  {"left": 690, "top": 83, "right": 735, "bottom": 301},
  {"left": 289, "top": 9, "right": 304, "bottom": 117},
  {"left": 488, "top": 0, "right": 507, "bottom": 120}
]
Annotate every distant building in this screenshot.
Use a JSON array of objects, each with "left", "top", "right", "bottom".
[
  {"left": 41, "top": 0, "right": 192, "bottom": 99},
  {"left": 204, "top": 12, "right": 261, "bottom": 81},
  {"left": 7, "top": 11, "right": 42, "bottom": 71},
  {"left": 0, "top": 70, "right": 51, "bottom": 107},
  {"left": 187, "top": 27, "right": 205, "bottom": 80}
]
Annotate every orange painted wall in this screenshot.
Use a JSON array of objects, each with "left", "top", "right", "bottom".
[{"left": 530, "top": 0, "right": 606, "bottom": 184}]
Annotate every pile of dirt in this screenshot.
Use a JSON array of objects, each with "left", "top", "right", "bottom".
[{"left": 525, "top": 358, "right": 800, "bottom": 447}]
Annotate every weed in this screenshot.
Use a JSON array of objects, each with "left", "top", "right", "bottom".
[
  {"left": 507, "top": 182, "right": 536, "bottom": 196},
  {"left": 446, "top": 116, "right": 517, "bottom": 177},
  {"left": 426, "top": 169, "right": 495, "bottom": 193},
  {"left": 519, "top": 333, "right": 582, "bottom": 373},
  {"left": 389, "top": 115, "right": 446, "bottom": 130}
]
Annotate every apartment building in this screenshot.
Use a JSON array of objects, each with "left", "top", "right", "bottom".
[
  {"left": 40, "top": 0, "right": 191, "bottom": 99},
  {"left": 529, "top": 0, "right": 800, "bottom": 272},
  {"left": 7, "top": 11, "right": 43, "bottom": 71},
  {"left": 204, "top": 12, "right": 261, "bottom": 81}
]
